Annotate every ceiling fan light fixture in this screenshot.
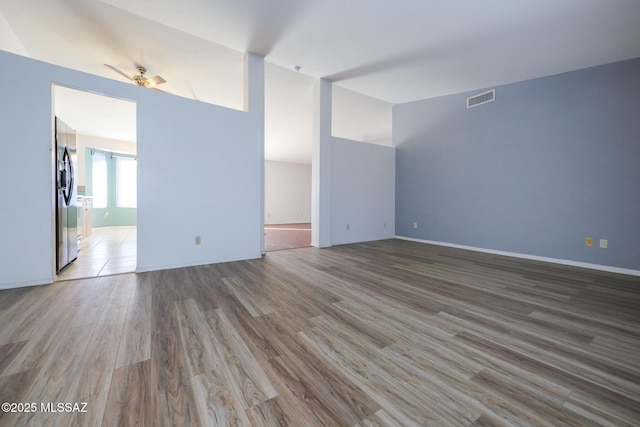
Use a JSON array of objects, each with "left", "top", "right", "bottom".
[
  {"left": 105, "top": 64, "right": 167, "bottom": 90},
  {"left": 133, "top": 66, "right": 149, "bottom": 87},
  {"left": 133, "top": 75, "right": 148, "bottom": 87}
]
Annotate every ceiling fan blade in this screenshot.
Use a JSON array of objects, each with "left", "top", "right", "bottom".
[
  {"left": 146, "top": 75, "right": 166, "bottom": 87},
  {"left": 104, "top": 64, "right": 132, "bottom": 81}
]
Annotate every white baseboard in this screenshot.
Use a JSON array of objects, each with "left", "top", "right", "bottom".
[
  {"left": 135, "top": 252, "right": 263, "bottom": 274},
  {"left": 395, "top": 236, "right": 640, "bottom": 277},
  {"left": 0, "top": 277, "right": 53, "bottom": 290}
]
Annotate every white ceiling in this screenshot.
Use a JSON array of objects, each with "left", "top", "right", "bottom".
[
  {"left": 2, "top": 0, "right": 640, "bottom": 163},
  {"left": 54, "top": 85, "right": 136, "bottom": 142}
]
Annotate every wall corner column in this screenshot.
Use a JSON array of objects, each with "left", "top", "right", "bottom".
[
  {"left": 245, "top": 53, "right": 266, "bottom": 254},
  {"left": 311, "top": 78, "right": 332, "bottom": 248}
]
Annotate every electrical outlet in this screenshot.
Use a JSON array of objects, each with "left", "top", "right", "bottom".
[
  {"left": 195, "top": 235, "right": 201, "bottom": 245},
  {"left": 585, "top": 237, "right": 593, "bottom": 247},
  {"left": 600, "top": 239, "right": 608, "bottom": 249},
  {"left": 413, "top": 222, "right": 418, "bottom": 229}
]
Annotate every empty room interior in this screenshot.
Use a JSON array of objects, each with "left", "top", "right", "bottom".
[{"left": 1, "top": 1, "right": 639, "bottom": 426}]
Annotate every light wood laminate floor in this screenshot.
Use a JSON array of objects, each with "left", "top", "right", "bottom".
[
  {"left": 1, "top": 239, "right": 639, "bottom": 426},
  {"left": 264, "top": 223, "right": 311, "bottom": 252}
]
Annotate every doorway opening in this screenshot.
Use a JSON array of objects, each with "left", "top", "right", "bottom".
[
  {"left": 263, "top": 160, "right": 312, "bottom": 251},
  {"left": 53, "top": 85, "right": 137, "bottom": 281}
]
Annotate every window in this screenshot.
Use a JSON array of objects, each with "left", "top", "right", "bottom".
[
  {"left": 116, "top": 156, "right": 137, "bottom": 208},
  {"left": 92, "top": 152, "right": 107, "bottom": 208}
]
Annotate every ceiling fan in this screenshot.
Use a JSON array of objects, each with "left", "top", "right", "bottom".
[{"left": 105, "top": 64, "right": 167, "bottom": 90}]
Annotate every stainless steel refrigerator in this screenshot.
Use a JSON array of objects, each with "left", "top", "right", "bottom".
[{"left": 55, "top": 117, "right": 78, "bottom": 273}]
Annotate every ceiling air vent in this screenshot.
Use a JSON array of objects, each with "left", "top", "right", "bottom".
[{"left": 467, "top": 89, "right": 495, "bottom": 109}]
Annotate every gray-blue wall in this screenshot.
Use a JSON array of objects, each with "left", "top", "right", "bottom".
[{"left": 394, "top": 57, "right": 640, "bottom": 271}]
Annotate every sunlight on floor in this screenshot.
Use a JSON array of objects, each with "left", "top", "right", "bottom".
[
  {"left": 264, "top": 223, "right": 311, "bottom": 252},
  {"left": 57, "top": 226, "right": 136, "bottom": 281}
]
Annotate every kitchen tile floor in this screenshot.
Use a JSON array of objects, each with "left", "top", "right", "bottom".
[{"left": 57, "top": 226, "right": 136, "bottom": 281}]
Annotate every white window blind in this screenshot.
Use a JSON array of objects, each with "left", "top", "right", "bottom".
[
  {"left": 92, "top": 152, "right": 107, "bottom": 208},
  {"left": 116, "top": 156, "right": 137, "bottom": 208}
]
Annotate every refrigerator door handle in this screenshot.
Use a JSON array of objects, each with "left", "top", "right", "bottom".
[
  {"left": 62, "top": 147, "right": 74, "bottom": 207},
  {"left": 60, "top": 168, "right": 67, "bottom": 191},
  {"left": 57, "top": 159, "right": 64, "bottom": 190}
]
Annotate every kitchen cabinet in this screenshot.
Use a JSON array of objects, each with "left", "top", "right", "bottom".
[{"left": 78, "top": 196, "right": 92, "bottom": 240}]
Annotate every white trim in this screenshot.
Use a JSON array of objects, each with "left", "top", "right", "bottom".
[
  {"left": 135, "top": 253, "right": 262, "bottom": 274},
  {"left": 0, "top": 277, "right": 53, "bottom": 290},
  {"left": 395, "top": 236, "right": 640, "bottom": 277}
]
